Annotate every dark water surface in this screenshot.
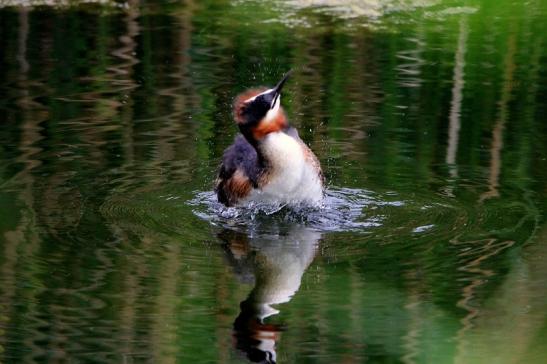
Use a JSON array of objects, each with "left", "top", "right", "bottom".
[{"left": 1, "top": 0, "right": 547, "bottom": 363}]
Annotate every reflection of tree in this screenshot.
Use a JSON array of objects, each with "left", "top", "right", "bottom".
[
  {"left": 453, "top": 224, "right": 547, "bottom": 364},
  {"left": 0, "top": 8, "right": 44, "bottom": 360},
  {"left": 445, "top": 17, "right": 468, "bottom": 186},
  {"left": 480, "top": 33, "right": 516, "bottom": 202},
  {"left": 456, "top": 16, "right": 528, "bottom": 362}
]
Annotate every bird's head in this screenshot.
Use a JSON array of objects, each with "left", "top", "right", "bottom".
[{"left": 233, "top": 71, "right": 292, "bottom": 141}]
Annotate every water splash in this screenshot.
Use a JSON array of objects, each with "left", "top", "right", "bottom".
[{"left": 188, "top": 187, "right": 403, "bottom": 233}]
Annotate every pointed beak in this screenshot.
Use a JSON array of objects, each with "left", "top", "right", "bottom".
[{"left": 265, "top": 70, "right": 292, "bottom": 109}]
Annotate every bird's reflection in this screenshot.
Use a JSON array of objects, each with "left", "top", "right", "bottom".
[{"left": 218, "top": 226, "right": 321, "bottom": 364}]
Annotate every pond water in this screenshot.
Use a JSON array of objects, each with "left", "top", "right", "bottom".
[{"left": 1, "top": 0, "right": 547, "bottom": 363}]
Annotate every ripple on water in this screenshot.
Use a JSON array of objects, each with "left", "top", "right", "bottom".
[{"left": 102, "top": 184, "right": 472, "bottom": 247}]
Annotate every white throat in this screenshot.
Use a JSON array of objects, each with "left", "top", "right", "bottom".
[{"left": 264, "top": 96, "right": 281, "bottom": 122}]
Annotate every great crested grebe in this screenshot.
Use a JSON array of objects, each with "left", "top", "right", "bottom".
[{"left": 216, "top": 71, "right": 324, "bottom": 207}]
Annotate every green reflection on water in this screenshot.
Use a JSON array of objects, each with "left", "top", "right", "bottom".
[{"left": 0, "top": 0, "right": 547, "bottom": 363}]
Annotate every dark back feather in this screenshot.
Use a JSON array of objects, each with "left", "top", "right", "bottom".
[{"left": 216, "top": 135, "right": 263, "bottom": 205}]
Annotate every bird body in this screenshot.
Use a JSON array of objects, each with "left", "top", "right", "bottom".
[
  {"left": 248, "top": 131, "right": 323, "bottom": 205},
  {"left": 216, "top": 72, "right": 323, "bottom": 207}
]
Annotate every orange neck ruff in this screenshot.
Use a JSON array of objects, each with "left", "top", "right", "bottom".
[{"left": 252, "top": 112, "right": 288, "bottom": 140}]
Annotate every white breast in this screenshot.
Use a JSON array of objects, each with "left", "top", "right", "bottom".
[{"left": 246, "top": 132, "right": 323, "bottom": 206}]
